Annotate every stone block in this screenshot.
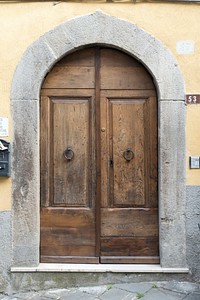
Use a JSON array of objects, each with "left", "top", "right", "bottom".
[
  {"left": 11, "top": 100, "right": 40, "bottom": 267},
  {"left": 43, "top": 23, "right": 75, "bottom": 60},
  {"left": 159, "top": 100, "right": 186, "bottom": 217},
  {"left": 11, "top": 39, "right": 57, "bottom": 101},
  {"left": 159, "top": 101, "right": 186, "bottom": 268}
]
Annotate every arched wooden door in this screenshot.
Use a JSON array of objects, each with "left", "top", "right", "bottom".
[{"left": 40, "top": 47, "right": 159, "bottom": 264}]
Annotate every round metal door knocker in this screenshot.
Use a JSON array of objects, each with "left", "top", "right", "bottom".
[
  {"left": 63, "top": 147, "right": 74, "bottom": 161},
  {"left": 123, "top": 147, "right": 134, "bottom": 161}
]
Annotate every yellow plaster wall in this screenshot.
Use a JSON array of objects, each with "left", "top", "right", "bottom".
[
  {"left": 187, "top": 105, "right": 200, "bottom": 185},
  {"left": 0, "top": 2, "right": 200, "bottom": 210}
]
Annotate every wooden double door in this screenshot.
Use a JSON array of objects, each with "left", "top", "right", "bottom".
[{"left": 40, "top": 47, "right": 159, "bottom": 264}]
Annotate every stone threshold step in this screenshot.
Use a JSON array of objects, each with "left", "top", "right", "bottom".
[{"left": 11, "top": 264, "right": 189, "bottom": 273}]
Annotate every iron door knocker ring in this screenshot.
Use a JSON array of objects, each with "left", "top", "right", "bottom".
[
  {"left": 123, "top": 147, "right": 134, "bottom": 161},
  {"left": 63, "top": 147, "right": 74, "bottom": 161}
]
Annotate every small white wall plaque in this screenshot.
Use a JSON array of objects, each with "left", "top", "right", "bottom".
[
  {"left": 0, "top": 117, "right": 9, "bottom": 137},
  {"left": 189, "top": 156, "right": 200, "bottom": 169},
  {"left": 176, "top": 41, "right": 195, "bottom": 55}
]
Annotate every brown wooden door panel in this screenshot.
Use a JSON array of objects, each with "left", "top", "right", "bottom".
[
  {"left": 101, "top": 95, "right": 158, "bottom": 209},
  {"left": 101, "top": 237, "right": 159, "bottom": 257},
  {"left": 40, "top": 47, "right": 158, "bottom": 264},
  {"left": 100, "top": 67, "right": 155, "bottom": 90},
  {"left": 100, "top": 48, "right": 155, "bottom": 90},
  {"left": 43, "top": 48, "right": 95, "bottom": 89},
  {"left": 43, "top": 66, "right": 95, "bottom": 89},
  {"left": 100, "top": 257, "right": 160, "bottom": 264},
  {"left": 101, "top": 208, "right": 159, "bottom": 237},
  {"left": 52, "top": 98, "right": 90, "bottom": 206},
  {"left": 110, "top": 98, "right": 146, "bottom": 207},
  {"left": 40, "top": 208, "right": 97, "bottom": 262},
  {"left": 41, "top": 256, "right": 99, "bottom": 263},
  {"left": 41, "top": 96, "right": 95, "bottom": 207}
]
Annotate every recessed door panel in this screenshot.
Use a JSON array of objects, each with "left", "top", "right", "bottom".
[
  {"left": 110, "top": 99, "right": 145, "bottom": 207},
  {"left": 100, "top": 48, "right": 155, "bottom": 90},
  {"left": 52, "top": 98, "right": 90, "bottom": 207},
  {"left": 42, "top": 48, "right": 95, "bottom": 89}
]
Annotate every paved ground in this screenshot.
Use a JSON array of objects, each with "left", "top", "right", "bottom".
[{"left": 0, "top": 281, "right": 200, "bottom": 300}]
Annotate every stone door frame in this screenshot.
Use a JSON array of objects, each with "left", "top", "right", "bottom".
[{"left": 11, "top": 11, "right": 187, "bottom": 269}]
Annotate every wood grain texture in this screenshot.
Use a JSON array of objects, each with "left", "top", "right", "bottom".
[
  {"left": 95, "top": 47, "right": 101, "bottom": 256},
  {"left": 52, "top": 98, "right": 90, "bottom": 206},
  {"left": 101, "top": 208, "right": 159, "bottom": 237},
  {"left": 147, "top": 96, "right": 158, "bottom": 208},
  {"left": 40, "top": 47, "right": 158, "bottom": 263},
  {"left": 40, "top": 96, "right": 51, "bottom": 207},
  {"left": 43, "top": 48, "right": 95, "bottom": 89},
  {"left": 57, "top": 48, "right": 95, "bottom": 67},
  {"left": 40, "top": 94, "right": 96, "bottom": 260},
  {"left": 41, "top": 256, "right": 99, "bottom": 263},
  {"left": 41, "top": 208, "right": 96, "bottom": 261},
  {"left": 100, "top": 48, "right": 155, "bottom": 90},
  {"left": 110, "top": 99, "right": 145, "bottom": 207},
  {"left": 101, "top": 237, "right": 159, "bottom": 256},
  {"left": 100, "top": 256, "right": 160, "bottom": 264},
  {"left": 43, "top": 66, "right": 95, "bottom": 89}
]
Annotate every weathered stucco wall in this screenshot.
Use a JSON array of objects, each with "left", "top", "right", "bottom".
[{"left": 0, "top": 1, "right": 200, "bottom": 292}]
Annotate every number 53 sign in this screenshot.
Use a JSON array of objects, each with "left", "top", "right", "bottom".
[{"left": 186, "top": 94, "right": 200, "bottom": 104}]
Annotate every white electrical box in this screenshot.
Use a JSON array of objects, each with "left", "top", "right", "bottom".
[{"left": 189, "top": 156, "right": 200, "bottom": 169}]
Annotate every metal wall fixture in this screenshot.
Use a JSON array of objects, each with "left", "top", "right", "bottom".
[{"left": 0, "top": 139, "right": 11, "bottom": 177}]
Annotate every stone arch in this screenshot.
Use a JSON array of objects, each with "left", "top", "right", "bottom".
[{"left": 11, "top": 11, "right": 187, "bottom": 269}]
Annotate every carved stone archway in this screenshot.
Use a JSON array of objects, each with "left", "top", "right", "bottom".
[{"left": 11, "top": 11, "right": 187, "bottom": 269}]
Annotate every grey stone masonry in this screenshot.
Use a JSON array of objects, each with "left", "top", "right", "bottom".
[
  {"left": 159, "top": 101, "right": 186, "bottom": 268},
  {"left": 0, "top": 211, "right": 12, "bottom": 294},
  {"left": 186, "top": 186, "right": 200, "bottom": 281},
  {"left": 12, "top": 100, "right": 40, "bottom": 267}
]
